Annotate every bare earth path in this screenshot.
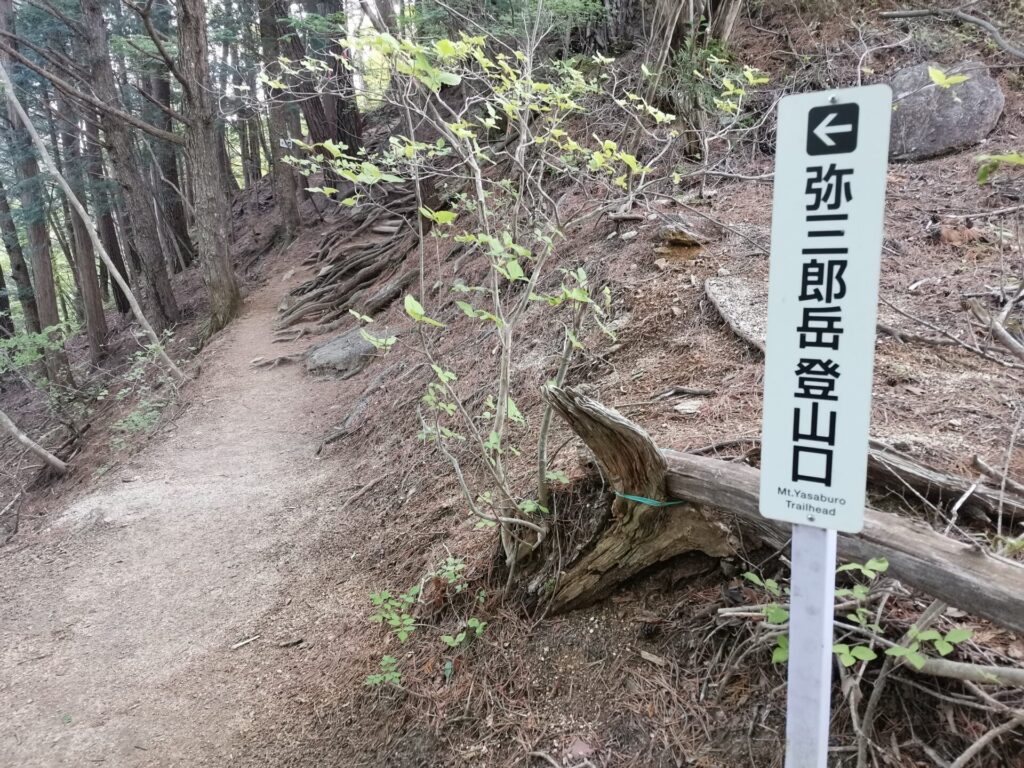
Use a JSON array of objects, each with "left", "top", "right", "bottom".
[{"left": 0, "top": 276, "right": 344, "bottom": 766}]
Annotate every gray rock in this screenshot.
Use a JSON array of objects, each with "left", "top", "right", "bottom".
[
  {"left": 305, "top": 327, "right": 376, "bottom": 379},
  {"left": 889, "top": 62, "right": 1004, "bottom": 161},
  {"left": 704, "top": 276, "right": 912, "bottom": 351},
  {"left": 704, "top": 276, "right": 767, "bottom": 352}
]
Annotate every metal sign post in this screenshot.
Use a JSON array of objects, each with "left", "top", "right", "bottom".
[{"left": 759, "top": 84, "right": 893, "bottom": 767}]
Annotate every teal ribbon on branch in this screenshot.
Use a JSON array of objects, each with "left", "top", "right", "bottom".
[{"left": 614, "top": 492, "right": 684, "bottom": 508}]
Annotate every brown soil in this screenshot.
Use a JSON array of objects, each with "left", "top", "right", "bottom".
[{"left": 0, "top": 257, "right": 351, "bottom": 766}]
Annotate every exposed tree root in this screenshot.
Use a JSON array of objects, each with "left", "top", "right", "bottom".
[{"left": 277, "top": 195, "right": 420, "bottom": 330}]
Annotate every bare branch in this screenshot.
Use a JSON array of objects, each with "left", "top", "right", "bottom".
[
  {"left": 0, "top": 37, "right": 185, "bottom": 143},
  {"left": 121, "top": 0, "right": 192, "bottom": 97},
  {"left": 880, "top": 7, "right": 1024, "bottom": 60}
]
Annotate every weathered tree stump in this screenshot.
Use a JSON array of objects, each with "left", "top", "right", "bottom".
[
  {"left": 542, "top": 386, "right": 733, "bottom": 613},
  {"left": 542, "top": 387, "right": 1024, "bottom": 635}
]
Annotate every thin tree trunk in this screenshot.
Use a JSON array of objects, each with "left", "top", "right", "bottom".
[
  {"left": 259, "top": 0, "right": 300, "bottom": 240},
  {"left": 81, "top": 0, "right": 179, "bottom": 332},
  {"left": 177, "top": 0, "right": 242, "bottom": 334},
  {"left": 55, "top": 90, "right": 108, "bottom": 363},
  {"left": 83, "top": 114, "right": 130, "bottom": 315},
  {"left": 0, "top": 175, "right": 38, "bottom": 333},
  {"left": 0, "top": 265, "right": 13, "bottom": 337},
  {"left": 0, "top": 0, "right": 71, "bottom": 384},
  {"left": 148, "top": 0, "right": 195, "bottom": 270},
  {"left": 0, "top": 407, "right": 66, "bottom": 475},
  {"left": 150, "top": 73, "right": 196, "bottom": 269}
]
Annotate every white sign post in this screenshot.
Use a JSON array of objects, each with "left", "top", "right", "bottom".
[{"left": 759, "top": 84, "right": 893, "bottom": 767}]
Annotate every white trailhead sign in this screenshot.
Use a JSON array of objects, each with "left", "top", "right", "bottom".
[{"left": 760, "top": 84, "right": 893, "bottom": 534}]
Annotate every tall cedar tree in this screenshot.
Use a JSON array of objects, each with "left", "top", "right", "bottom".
[
  {"left": 81, "top": 0, "right": 180, "bottom": 331},
  {"left": 0, "top": 0, "right": 70, "bottom": 383},
  {"left": 177, "top": 0, "right": 241, "bottom": 333}
]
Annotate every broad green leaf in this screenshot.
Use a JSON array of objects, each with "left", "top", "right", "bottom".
[
  {"left": 434, "top": 39, "right": 458, "bottom": 58},
  {"left": 764, "top": 604, "right": 789, "bottom": 625},
  {"left": 404, "top": 294, "right": 445, "bottom": 327},
  {"left": 851, "top": 646, "right": 877, "bottom": 662},
  {"left": 928, "top": 66, "right": 970, "bottom": 89},
  {"left": 506, "top": 397, "right": 524, "bottom": 425},
  {"left": 934, "top": 639, "right": 954, "bottom": 656},
  {"left": 864, "top": 557, "right": 889, "bottom": 575},
  {"left": 742, "top": 572, "right": 765, "bottom": 588},
  {"left": 944, "top": 627, "right": 973, "bottom": 644}
]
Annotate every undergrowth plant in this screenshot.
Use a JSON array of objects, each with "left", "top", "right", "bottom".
[
  {"left": 284, "top": 28, "right": 683, "bottom": 580},
  {"left": 365, "top": 555, "right": 489, "bottom": 688},
  {"left": 742, "top": 557, "right": 974, "bottom": 671}
]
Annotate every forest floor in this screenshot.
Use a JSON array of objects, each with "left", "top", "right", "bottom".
[
  {"left": 3, "top": 7, "right": 1024, "bottom": 768},
  {"left": 0, "top": 257, "right": 360, "bottom": 767}
]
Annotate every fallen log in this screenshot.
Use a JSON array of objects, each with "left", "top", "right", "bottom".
[
  {"left": 544, "top": 386, "right": 1024, "bottom": 635},
  {"left": 867, "top": 440, "right": 1024, "bottom": 524}
]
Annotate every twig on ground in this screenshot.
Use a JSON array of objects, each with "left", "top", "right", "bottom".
[
  {"left": 972, "top": 455, "right": 1024, "bottom": 497},
  {"left": 880, "top": 7, "right": 1024, "bottom": 61},
  {"left": 948, "top": 715, "right": 1023, "bottom": 768},
  {"left": 940, "top": 203, "right": 1024, "bottom": 220},
  {"left": 881, "top": 298, "right": 1024, "bottom": 370}
]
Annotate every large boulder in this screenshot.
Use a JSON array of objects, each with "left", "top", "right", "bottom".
[
  {"left": 889, "top": 61, "right": 1004, "bottom": 161},
  {"left": 305, "top": 327, "right": 376, "bottom": 379}
]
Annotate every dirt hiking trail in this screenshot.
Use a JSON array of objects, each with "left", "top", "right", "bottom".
[{"left": 0, "top": 273, "right": 344, "bottom": 766}]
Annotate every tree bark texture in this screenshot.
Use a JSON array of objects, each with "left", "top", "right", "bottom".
[
  {"left": 177, "top": 0, "right": 242, "bottom": 333},
  {"left": 55, "top": 89, "right": 107, "bottom": 363},
  {"left": 150, "top": 72, "right": 196, "bottom": 269},
  {"left": 81, "top": 0, "right": 179, "bottom": 331},
  {"left": 83, "top": 114, "right": 131, "bottom": 315},
  {"left": 0, "top": 174, "right": 38, "bottom": 333},
  {"left": 258, "top": 0, "right": 301, "bottom": 240}
]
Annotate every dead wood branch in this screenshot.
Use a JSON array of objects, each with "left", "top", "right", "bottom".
[
  {"left": 250, "top": 354, "right": 303, "bottom": 368},
  {"left": 544, "top": 387, "right": 1024, "bottom": 635},
  {"left": 881, "top": 8, "right": 1024, "bottom": 60},
  {"left": 868, "top": 441, "right": 1024, "bottom": 524},
  {"left": 0, "top": 409, "right": 66, "bottom": 476}
]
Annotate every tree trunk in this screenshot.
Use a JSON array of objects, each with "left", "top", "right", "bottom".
[
  {"left": 0, "top": 174, "right": 38, "bottom": 333},
  {"left": 258, "top": 0, "right": 301, "bottom": 241},
  {"left": 0, "top": 263, "right": 13, "bottom": 337},
  {"left": 42, "top": 85, "right": 86, "bottom": 326},
  {"left": 542, "top": 387, "right": 1024, "bottom": 636},
  {"left": 150, "top": 73, "right": 196, "bottom": 269},
  {"left": 83, "top": 113, "right": 131, "bottom": 315},
  {"left": 81, "top": 0, "right": 179, "bottom": 331},
  {"left": 325, "top": 42, "right": 362, "bottom": 155},
  {"left": 55, "top": 90, "right": 108, "bottom": 363},
  {"left": 0, "top": 0, "right": 70, "bottom": 384},
  {"left": 149, "top": 0, "right": 195, "bottom": 269},
  {"left": 540, "top": 385, "right": 733, "bottom": 613},
  {"left": 177, "top": 0, "right": 242, "bottom": 334}
]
